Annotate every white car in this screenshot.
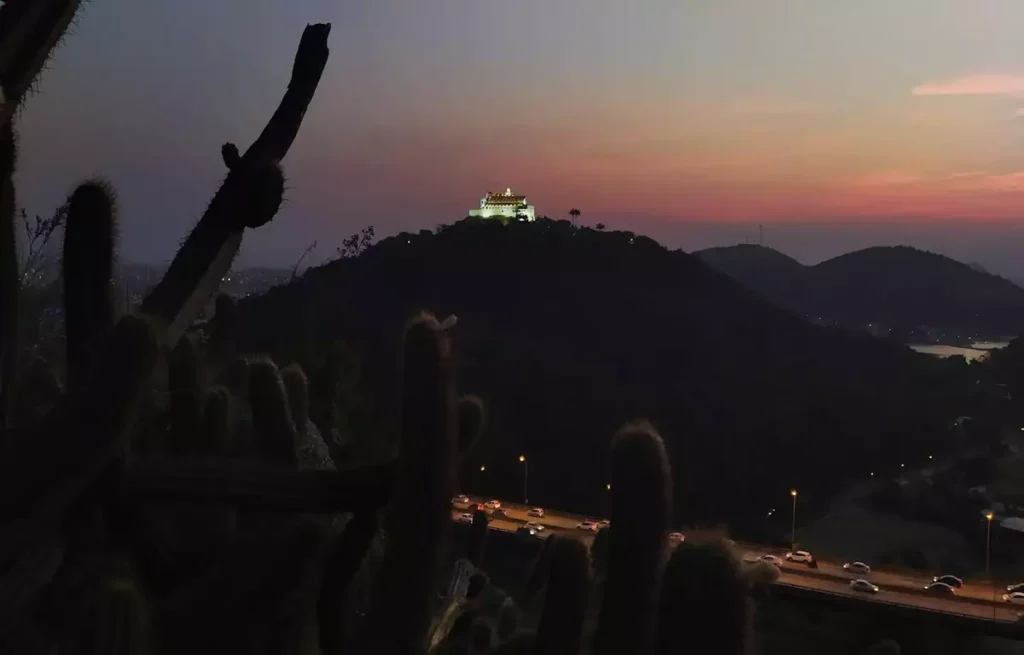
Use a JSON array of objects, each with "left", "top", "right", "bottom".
[
  {"left": 526, "top": 522, "right": 545, "bottom": 532},
  {"left": 577, "top": 521, "right": 598, "bottom": 532},
  {"left": 757, "top": 554, "right": 783, "bottom": 567},
  {"left": 786, "top": 550, "right": 813, "bottom": 563},
  {"left": 597, "top": 519, "right": 611, "bottom": 529},
  {"left": 527, "top": 507, "right": 545, "bottom": 518},
  {"left": 1004, "top": 592, "right": 1024, "bottom": 605},
  {"left": 456, "top": 513, "right": 473, "bottom": 524},
  {"left": 850, "top": 579, "right": 879, "bottom": 594},
  {"left": 452, "top": 495, "right": 470, "bottom": 505},
  {"left": 669, "top": 532, "right": 685, "bottom": 544},
  {"left": 484, "top": 500, "right": 501, "bottom": 510},
  {"left": 843, "top": 562, "right": 871, "bottom": 575}
]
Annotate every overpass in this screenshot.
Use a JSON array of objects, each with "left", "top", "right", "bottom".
[{"left": 451, "top": 496, "right": 1024, "bottom": 638}]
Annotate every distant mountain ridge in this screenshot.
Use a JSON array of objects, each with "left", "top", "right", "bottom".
[{"left": 693, "top": 244, "right": 1024, "bottom": 338}]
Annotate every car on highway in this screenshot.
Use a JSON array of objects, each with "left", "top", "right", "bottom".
[
  {"left": 932, "top": 575, "right": 963, "bottom": 589},
  {"left": 456, "top": 513, "right": 473, "bottom": 524},
  {"left": 452, "top": 495, "right": 470, "bottom": 505},
  {"left": 756, "top": 555, "right": 783, "bottom": 567},
  {"left": 843, "top": 562, "right": 871, "bottom": 576},
  {"left": 526, "top": 522, "right": 545, "bottom": 532},
  {"left": 484, "top": 500, "right": 502, "bottom": 510},
  {"left": 577, "top": 521, "right": 599, "bottom": 532},
  {"left": 785, "top": 550, "right": 814, "bottom": 564},
  {"left": 669, "top": 532, "right": 685, "bottom": 544},
  {"left": 527, "top": 508, "right": 545, "bottom": 518},
  {"left": 597, "top": 520, "right": 611, "bottom": 529},
  {"left": 849, "top": 579, "right": 880, "bottom": 594},
  {"left": 1008, "top": 582, "right": 1024, "bottom": 593},
  {"left": 489, "top": 508, "right": 510, "bottom": 519},
  {"left": 517, "top": 526, "right": 544, "bottom": 538},
  {"left": 1003, "top": 592, "right": 1024, "bottom": 605},
  {"left": 924, "top": 582, "right": 956, "bottom": 595}
]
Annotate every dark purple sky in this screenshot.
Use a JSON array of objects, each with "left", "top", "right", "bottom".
[{"left": 15, "top": 1, "right": 1024, "bottom": 277}]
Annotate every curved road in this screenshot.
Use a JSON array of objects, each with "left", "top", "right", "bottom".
[{"left": 451, "top": 496, "right": 1022, "bottom": 623}]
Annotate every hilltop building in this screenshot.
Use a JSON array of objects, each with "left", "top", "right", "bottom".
[{"left": 469, "top": 188, "right": 536, "bottom": 222}]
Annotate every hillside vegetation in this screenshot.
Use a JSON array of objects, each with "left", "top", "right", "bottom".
[
  {"left": 238, "top": 219, "right": 968, "bottom": 527},
  {"left": 694, "top": 244, "right": 1024, "bottom": 338}
]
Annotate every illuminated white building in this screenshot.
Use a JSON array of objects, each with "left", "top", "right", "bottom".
[{"left": 469, "top": 188, "right": 536, "bottom": 222}]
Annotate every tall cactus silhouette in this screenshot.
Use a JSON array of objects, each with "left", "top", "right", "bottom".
[
  {"left": 248, "top": 357, "right": 298, "bottom": 467},
  {"left": 534, "top": 536, "right": 590, "bottom": 655},
  {"left": 593, "top": 421, "right": 671, "bottom": 655},
  {"left": 62, "top": 180, "right": 118, "bottom": 391},
  {"left": 167, "top": 333, "right": 204, "bottom": 454},
  {"left": 346, "top": 312, "right": 458, "bottom": 651}
]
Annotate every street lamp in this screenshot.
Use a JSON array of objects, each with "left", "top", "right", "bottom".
[
  {"left": 790, "top": 489, "right": 798, "bottom": 551},
  {"left": 480, "top": 465, "right": 486, "bottom": 472},
  {"left": 519, "top": 455, "right": 529, "bottom": 505},
  {"left": 606, "top": 483, "right": 611, "bottom": 491}
]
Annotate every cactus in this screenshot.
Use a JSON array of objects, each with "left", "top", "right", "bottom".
[
  {"left": 62, "top": 180, "right": 118, "bottom": 390},
  {"left": 468, "top": 616, "right": 495, "bottom": 653},
  {"left": 0, "top": 0, "right": 84, "bottom": 125},
  {"left": 203, "top": 292, "right": 237, "bottom": 383},
  {"left": 139, "top": 23, "right": 332, "bottom": 347},
  {"left": 0, "top": 120, "right": 15, "bottom": 430},
  {"left": 468, "top": 508, "right": 488, "bottom": 567},
  {"left": 346, "top": 312, "right": 458, "bottom": 651},
  {"left": 50, "top": 559, "right": 150, "bottom": 655},
  {"left": 247, "top": 357, "right": 298, "bottom": 466},
  {"left": 317, "top": 510, "right": 379, "bottom": 654},
  {"left": 200, "top": 385, "right": 233, "bottom": 455},
  {"left": 495, "top": 598, "right": 521, "bottom": 641},
  {"left": 533, "top": 536, "right": 590, "bottom": 655},
  {"left": 466, "top": 570, "right": 489, "bottom": 600},
  {"left": 167, "top": 332, "right": 203, "bottom": 454},
  {"left": 525, "top": 533, "right": 556, "bottom": 600},
  {"left": 281, "top": 362, "right": 310, "bottom": 437},
  {"left": 457, "top": 394, "right": 486, "bottom": 456},
  {"left": 593, "top": 421, "right": 671, "bottom": 655},
  {"left": 655, "top": 537, "right": 751, "bottom": 655}
]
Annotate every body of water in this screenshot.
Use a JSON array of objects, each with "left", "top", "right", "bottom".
[{"left": 909, "top": 342, "right": 1010, "bottom": 362}]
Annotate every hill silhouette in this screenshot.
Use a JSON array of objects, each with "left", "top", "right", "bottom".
[
  {"left": 694, "top": 244, "right": 1024, "bottom": 338},
  {"left": 236, "top": 219, "right": 966, "bottom": 529}
]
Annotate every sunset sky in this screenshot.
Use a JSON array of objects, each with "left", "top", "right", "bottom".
[{"left": 15, "top": 0, "right": 1024, "bottom": 275}]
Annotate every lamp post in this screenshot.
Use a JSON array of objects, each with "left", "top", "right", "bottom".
[
  {"left": 790, "top": 489, "right": 798, "bottom": 551},
  {"left": 986, "top": 511, "right": 995, "bottom": 616},
  {"left": 519, "top": 455, "right": 529, "bottom": 505}
]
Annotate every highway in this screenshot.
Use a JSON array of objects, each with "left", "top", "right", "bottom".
[{"left": 451, "top": 496, "right": 1023, "bottom": 624}]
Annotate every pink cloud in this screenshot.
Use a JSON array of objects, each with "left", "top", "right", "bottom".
[{"left": 911, "top": 73, "right": 1024, "bottom": 97}]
